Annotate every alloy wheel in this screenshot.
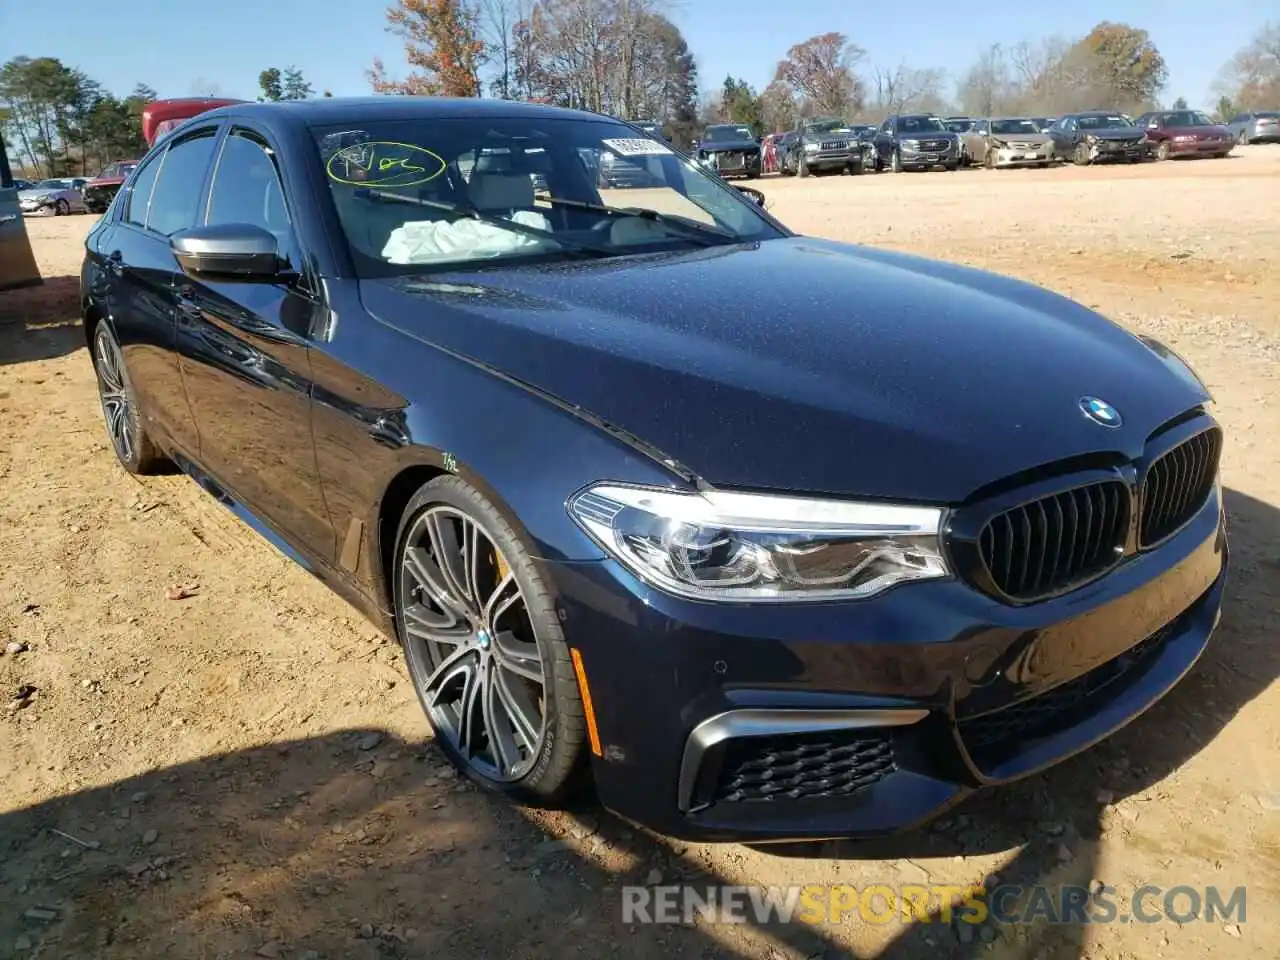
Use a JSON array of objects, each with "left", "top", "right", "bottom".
[
  {"left": 55, "top": 199, "right": 69, "bottom": 216},
  {"left": 399, "top": 505, "right": 547, "bottom": 783},
  {"left": 94, "top": 329, "right": 136, "bottom": 464}
]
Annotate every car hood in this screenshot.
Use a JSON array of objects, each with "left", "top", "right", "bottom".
[
  {"left": 990, "top": 132, "right": 1052, "bottom": 146},
  {"left": 359, "top": 237, "right": 1208, "bottom": 503},
  {"left": 699, "top": 139, "right": 760, "bottom": 152},
  {"left": 17, "top": 188, "right": 56, "bottom": 200}
]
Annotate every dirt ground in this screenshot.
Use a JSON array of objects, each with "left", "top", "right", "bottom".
[{"left": 2, "top": 148, "right": 1279, "bottom": 960}]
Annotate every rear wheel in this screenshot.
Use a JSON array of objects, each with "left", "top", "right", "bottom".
[
  {"left": 93, "top": 323, "right": 166, "bottom": 474},
  {"left": 1237, "top": 129, "right": 1248, "bottom": 145},
  {"left": 395, "top": 475, "right": 588, "bottom": 805}
]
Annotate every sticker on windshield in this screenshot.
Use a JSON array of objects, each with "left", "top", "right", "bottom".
[
  {"left": 602, "top": 137, "right": 672, "bottom": 157},
  {"left": 326, "top": 141, "right": 446, "bottom": 187}
]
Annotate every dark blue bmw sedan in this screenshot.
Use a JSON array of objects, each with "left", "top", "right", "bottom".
[{"left": 81, "top": 97, "right": 1227, "bottom": 842}]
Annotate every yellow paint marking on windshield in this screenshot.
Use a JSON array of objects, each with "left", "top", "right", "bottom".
[{"left": 326, "top": 141, "right": 446, "bottom": 187}]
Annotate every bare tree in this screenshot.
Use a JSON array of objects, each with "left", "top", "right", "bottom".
[
  {"left": 774, "top": 33, "right": 866, "bottom": 117},
  {"left": 479, "top": 0, "right": 530, "bottom": 97},
  {"left": 955, "top": 44, "right": 1010, "bottom": 116},
  {"left": 871, "top": 63, "right": 949, "bottom": 117},
  {"left": 189, "top": 77, "right": 223, "bottom": 97},
  {"left": 512, "top": 0, "right": 694, "bottom": 127},
  {"left": 1214, "top": 21, "right": 1280, "bottom": 111}
]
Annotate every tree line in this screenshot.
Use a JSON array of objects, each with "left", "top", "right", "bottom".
[
  {"left": 0, "top": 57, "right": 323, "bottom": 178},
  {"left": 367, "top": 3, "right": 1277, "bottom": 138},
  {"left": 3, "top": 11, "right": 1276, "bottom": 175}
]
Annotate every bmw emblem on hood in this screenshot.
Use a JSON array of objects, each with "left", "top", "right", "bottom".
[{"left": 1079, "top": 396, "right": 1122, "bottom": 427}]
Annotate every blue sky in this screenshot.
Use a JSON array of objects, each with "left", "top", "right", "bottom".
[{"left": 0, "top": 0, "right": 1260, "bottom": 110}]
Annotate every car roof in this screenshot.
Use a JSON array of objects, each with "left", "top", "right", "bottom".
[{"left": 193, "top": 96, "right": 602, "bottom": 131}]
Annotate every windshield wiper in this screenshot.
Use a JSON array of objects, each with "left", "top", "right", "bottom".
[
  {"left": 540, "top": 197, "right": 738, "bottom": 247},
  {"left": 360, "top": 189, "right": 615, "bottom": 258}
]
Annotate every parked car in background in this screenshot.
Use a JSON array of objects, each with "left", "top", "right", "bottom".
[
  {"left": 1133, "top": 110, "right": 1233, "bottom": 160},
  {"left": 780, "top": 117, "right": 867, "bottom": 177},
  {"left": 18, "top": 177, "right": 89, "bottom": 216},
  {"left": 83, "top": 160, "right": 140, "bottom": 213},
  {"left": 627, "top": 118, "right": 671, "bottom": 143},
  {"left": 81, "top": 95, "right": 1227, "bottom": 844},
  {"left": 873, "top": 114, "right": 961, "bottom": 172},
  {"left": 977, "top": 117, "right": 1058, "bottom": 168},
  {"left": 944, "top": 117, "right": 975, "bottom": 133},
  {"left": 694, "top": 123, "right": 761, "bottom": 179},
  {"left": 1225, "top": 110, "right": 1280, "bottom": 144},
  {"left": 1048, "top": 112, "right": 1148, "bottom": 165}
]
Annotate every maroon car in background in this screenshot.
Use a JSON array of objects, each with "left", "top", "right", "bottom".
[
  {"left": 82, "top": 160, "right": 139, "bottom": 213},
  {"left": 1134, "top": 109, "right": 1234, "bottom": 160}
]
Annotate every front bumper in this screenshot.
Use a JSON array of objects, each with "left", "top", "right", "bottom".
[
  {"left": 18, "top": 199, "right": 55, "bottom": 216},
  {"left": 899, "top": 142, "right": 959, "bottom": 167},
  {"left": 991, "top": 145, "right": 1055, "bottom": 167},
  {"left": 1088, "top": 140, "right": 1148, "bottom": 162},
  {"left": 83, "top": 184, "right": 122, "bottom": 210},
  {"left": 1165, "top": 139, "right": 1233, "bottom": 156},
  {"left": 802, "top": 148, "right": 864, "bottom": 171},
  {"left": 547, "top": 485, "right": 1227, "bottom": 842},
  {"left": 700, "top": 152, "right": 761, "bottom": 177}
]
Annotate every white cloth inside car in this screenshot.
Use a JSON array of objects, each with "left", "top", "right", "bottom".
[{"left": 381, "top": 209, "right": 556, "bottom": 264}]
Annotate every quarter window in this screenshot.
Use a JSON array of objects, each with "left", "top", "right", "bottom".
[
  {"left": 123, "top": 152, "right": 163, "bottom": 227},
  {"left": 146, "top": 130, "right": 218, "bottom": 236}
]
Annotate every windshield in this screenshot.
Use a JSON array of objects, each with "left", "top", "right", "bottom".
[
  {"left": 899, "top": 116, "right": 946, "bottom": 133},
  {"left": 314, "top": 117, "right": 780, "bottom": 276},
  {"left": 945, "top": 119, "right": 973, "bottom": 132},
  {"left": 97, "top": 162, "right": 137, "bottom": 179},
  {"left": 34, "top": 179, "right": 70, "bottom": 190},
  {"left": 804, "top": 118, "right": 852, "bottom": 134},
  {"left": 991, "top": 119, "right": 1041, "bottom": 136},
  {"left": 703, "top": 125, "right": 753, "bottom": 141},
  {"left": 1162, "top": 111, "right": 1215, "bottom": 127},
  {"left": 1078, "top": 114, "right": 1132, "bottom": 130},
  {"left": 1258, "top": 112, "right": 1280, "bottom": 119}
]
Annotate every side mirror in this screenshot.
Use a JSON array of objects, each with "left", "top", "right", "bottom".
[
  {"left": 170, "top": 223, "right": 285, "bottom": 281},
  {"left": 734, "top": 185, "right": 766, "bottom": 207}
]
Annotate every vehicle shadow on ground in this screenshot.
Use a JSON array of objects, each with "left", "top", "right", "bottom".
[
  {"left": 1, "top": 493, "right": 1270, "bottom": 960},
  {"left": 0, "top": 276, "right": 84, "bottom": 366},
  {"left": 0, "top": 727, "right": 850, "bottom": 959},
  {"left": 759, "top": 486, "right": 1278, "bottom": 958}
]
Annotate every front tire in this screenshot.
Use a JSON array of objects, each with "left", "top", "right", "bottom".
[
  {"left": 1156, "top": 141, "right": 1171, "bottom": 161},
  {"left": 93, "top": 323, "right": 166, "bottom": 474},
  {"left": 890, "top": 150, "right": 902, "bottom": 173},
  {"left": 394, "top": 475, "right": 588, "bottom": 805},
  {"left": 1073, "top": 143, "right": 1091, "bottom": 166}
]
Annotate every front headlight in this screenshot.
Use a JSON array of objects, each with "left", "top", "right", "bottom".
[
  {"left": 567, "top": 483, "right": 949, "bottom": 602},
  {"left": 803, "top": 142, "right": 819, "bottom": 152},
  {"left": 902, "top": 139, "right": 920, "bottom": 149}
]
